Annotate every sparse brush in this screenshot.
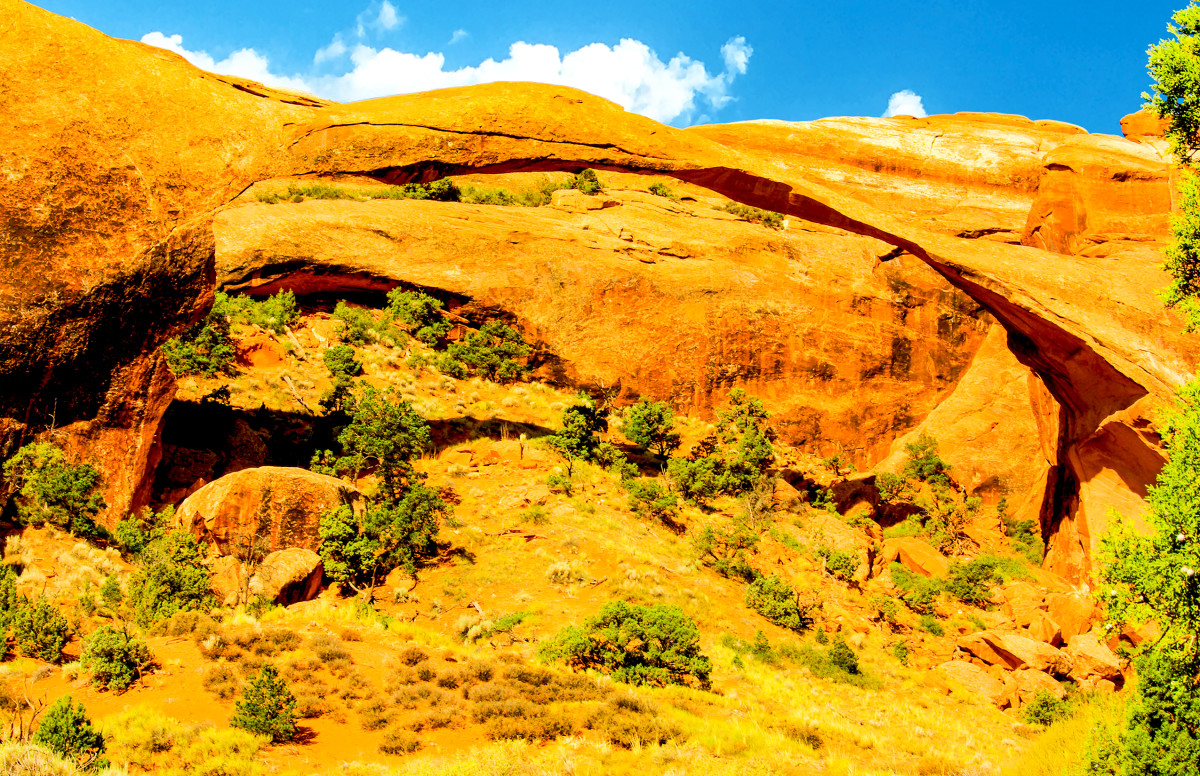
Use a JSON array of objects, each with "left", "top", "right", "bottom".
[
  {"left": 545, "top": 560, "right": 586, "bottom": 586},
  {"left": 397, "top": 645, "right": 429, "bottom": 666},
  {"left": 202, "top": 664, "right": 242, "bottom": 700},
  {"left": 379, "top": 728, "right": 422, "bottom": 755}
]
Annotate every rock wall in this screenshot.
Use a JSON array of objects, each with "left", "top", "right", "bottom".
[{"left": 4, "top": 0, "right": 1195, "bottom": 582}]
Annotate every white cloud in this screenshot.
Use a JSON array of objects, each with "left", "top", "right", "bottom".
[
  {"left": 314, "top": 37, "right": 347, "bottom": 64},
  {"left": 140, "top": 32, "right": 313, "bottom": 94},
  {"left": 374, "top": 1, "right": 401, "bottom": 32},
  {"left": 722, "top": 36, "right": 751, "bottom": 75},
  {"left": 884, "top": 89, "right": 927, "bottom": 118},
  {"left": 449, "top": 29, "right": 469, "bottom": 45},
  {"left": 141, "top": 29, "right": 752, "bottom": 125}
]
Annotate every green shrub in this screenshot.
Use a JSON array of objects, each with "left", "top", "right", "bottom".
[
  {"left": 12, "top": 598, "right": 69, "bottom": 663},
  {"left": 817, "top": 546, "right": 860, "bottom": 581},
  {"left": 333, "top": 301, "right": 384, "bottom": 345},
  {"left": 692, "top": 521, "right": 758, "bottom": 582},
  {"left": 869, "top": 595, "right": 900, "bottom": 626},
  {"left": 745, "top": 574, "right": 816, "bottom": 631},
  {"left": 230, "top": 664, "right": 299, "bottom": 743},
  {"left": 219, "top": 289, "right": 300, "bottom": 334},
  {"left": 827, "top": 636, "right": 860, "bottom": 674},
  {"left": 902, "top": 432, "right": 951, "bottom": 486},
  {"left": 460, "top": 185, "right": 518, "bottom": 205},
  {"left": 32, "top": 697, "right": 107, "bottom": 770},
  {"left": 443, "top": 321, "right": 530, "bottom": 382},
  {"left": 99, "top": 575, "right": 122, "bottom": 611},
  {"left": 386, "top": 289, "right": 451, "bottom": 346},
  {"left": 80, "top": 626, "right": 153, "bottom": 692},
  {"left": 540, "top": 600, "right": 711, "bottom": 689},
  {"left": 2, "top": 442, "right": 105, "bottom": 538},
  {"left": 667, "top": 389, "right": 774, "bottom": 504},
  {"left": 794, "top": 636, "right": 876, "bottom": 688},
  {"left": 380, "top": 728, "right": 422, "bottom": 754},
  {"left": 944, "top": 556, "right": 1002, "bottom": 606},
  {"left": 1004, "top": 510, "right": 1045, "bottom": 564},
  {"left": 623, "top": 398, "right": 681, "bottom": 456},
  {"left": 161, "top": 294, "right": 237, "bottom": 377},
  {"left": 720, "top": 202, "right": 783, "bottom": 229},
  {"left": 584, "top": 696, "right": 683, "bottom": 747},
  {"left": 891, "top": 641, "right": 910, "bottom": 665},
  {"left": 111, "top": 506, "right": 171, "bottom": 558},
  {"left": 568, "top": 168, "right": 602, "bottom": 195},
  {"left": 646, "top": 182, "right": 678, "bottom": 200},
  {"left": 626, "top": 478, "right": 679, "bottom": 522},
  {"left": 126, "top": 530, "right": 216, "bottom": 627},
  {"left": 394, "top": 178, "right": 461, "bottom": 201},
  {"left": 319, "top": 483, "right": 447, "bottom": 592},
  {"left": 917, "top": 614, "right": 945, "bottom": 637},
  {"left": 889, "top": 562, "right": 943, "bottom": 613},
  {"left": 323, "top": 344, "right": 362, "bottom": 379},
  {"left": 1022, "top": 690, "right": 1069, "bottom": 727}
]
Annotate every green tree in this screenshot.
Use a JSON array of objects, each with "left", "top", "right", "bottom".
[
  {"left": 33, "top": 697, "right": 107, "bottom": 770},
  {"left": 444, "top": 321, "right": 531, "bottom": 382},
  {"left": 666, "top": 389, "right": 774, "bottom": 505},
  {"left": 126, "top": 530, "right": 216, "bottom": 627},
  {"left": 3, "top": 442, "right": 106, "bottom": 538},
  {"left": 0, "top": 564, "right": 20, "bottom": 647},
  {"left": 623, "top": 398, "right": 681, "bottom": 457},
  {"left": 386, "top": 289, "right": 450, "bottom": 346},
  {"left": 323, "top": 344, "right": 362, "bottom": 379},
  {"left": 160, "top": 293, "right": 238, "bottom": 377},
  {"left": 547, "top": 395, "right": 608, "bottom": 476},
  {"left": 1089, "top": 9, "right": 1200, "bottom": 770},
  {"left": 231, "top": 664, "right": 299, "bottom": 743},
  {"left": 745, "top": 574, "right": 816, "bottom": 631},
  {"left": 80, "top": 626, "right": 153, "bottom": 692},
  {"left": 12, "top": 598, "right": 69, "bottom": 663},
  {"left": 902, "top": 432, "right": 951, "bottom": 487},
  {"left": 319, "top": 386, "right": 432, "bottom": 504},
  {"left": 540, "top": 600, "right": 711, "bottom": 689},
  {"left": 319, "top": 483, "right": 448, "bottom": 594}
]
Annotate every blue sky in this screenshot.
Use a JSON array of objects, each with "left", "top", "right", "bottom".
[{"left": 35, "top": 0, "right": 1189, "bottom": 132}]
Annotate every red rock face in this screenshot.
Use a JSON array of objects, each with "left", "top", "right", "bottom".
[{"left": 4, "top": 2, "right": 1194, "bottom": 581}]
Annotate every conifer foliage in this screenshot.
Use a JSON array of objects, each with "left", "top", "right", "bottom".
[{"left": 231, "top": 664, "right": 299, "bottom": 743}]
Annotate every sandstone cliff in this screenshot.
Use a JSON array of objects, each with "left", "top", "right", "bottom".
[{"left": 2, "top": 0, "right": 1194, "bottom": 582}]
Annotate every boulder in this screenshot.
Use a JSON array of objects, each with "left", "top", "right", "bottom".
[
  {"left": 177, "top": 466, "right": 365, "bottom": 554},
  {"left": 1001, "top": 581, "right": 1048, "bottom": 626},
  {"left": 1064, "top": 633, "right": 1123, "bottom": 683},
  {"left": 1046, "top": 591, "right": 1095, "bottom": 640},
  {"left": 876, "top": 538, "right": 949, "bottom": 578},
  {"left": 773, "top": 478, "right": 804, "bottom": 511},
  {"left": 1025, "top": 610, "right": 1064, "bottom": 647},
  {"left": 1013, "top": 669, "right": 1067, "bottom": 703},
  {"left": 934, "top": 660, "right": 1013, "bottom": 708},
  {"left": 957, "top": 630, "right": 1072, "bottom": 675},
  {"left": 1120, "top": 110, "right": 1170, "bottom": 143},
  {"left": 248, "top": 548, "right": 324, "bottom": 605}
]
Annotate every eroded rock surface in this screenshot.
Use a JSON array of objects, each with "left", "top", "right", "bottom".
[
  {"left": 4, "top": 0, "right": 1196, "bottom": 582},
  {"left": 175, "top": 466, "right": 364, "bottom": 554}
]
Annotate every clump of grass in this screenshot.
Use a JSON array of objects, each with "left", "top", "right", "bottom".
[
  {"left": 647, "top": 181, "right": 679, "bottom": 200},
  {"left": 201, "top": 664, "right": 241, "bottom": 700},
  {"left": 379, "top": 728, "right": 422, "bottom": 755},
  {"left": 720, "top": 201, "right": 784, "bottom": 229}
]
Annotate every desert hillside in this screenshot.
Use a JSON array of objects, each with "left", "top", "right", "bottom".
[{"left": 0, "top": 1, "right": 1190, "bottom": 775}]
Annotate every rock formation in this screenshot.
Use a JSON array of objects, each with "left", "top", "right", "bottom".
[{"left": 3, "top": 0, "right": 1195, "bottom": 584}]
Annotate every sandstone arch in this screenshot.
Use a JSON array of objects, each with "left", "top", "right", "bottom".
[{"left": 2, "top": 0, "right": 1193, "bottom": 578}]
